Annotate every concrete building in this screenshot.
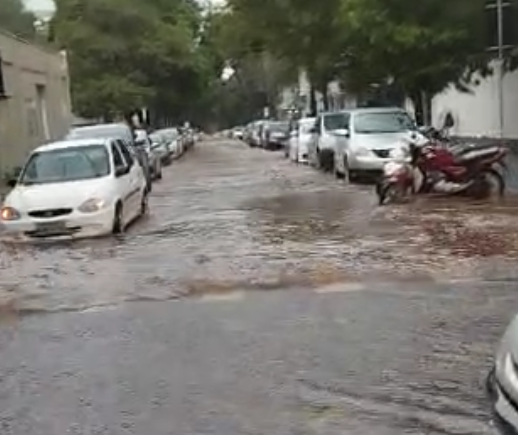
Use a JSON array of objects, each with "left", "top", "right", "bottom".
[
  {"left": 0, "top": 29, "right": 72, "bottom": 177},
  {"left": 430, "top": 65, "right": 518, "bottom": 139}
]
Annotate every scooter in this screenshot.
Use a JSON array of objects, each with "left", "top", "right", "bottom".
[{"left": 376, "top": 140, "right": 507, "bottom": 205}]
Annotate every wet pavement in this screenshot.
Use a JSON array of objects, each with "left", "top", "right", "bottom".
[{"left": 0, "top": 139, "right": 517, "bottom": 434}]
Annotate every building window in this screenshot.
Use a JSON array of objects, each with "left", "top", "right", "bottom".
[{"left": 25, "top": 99, "right": 38, "bottom": 137}]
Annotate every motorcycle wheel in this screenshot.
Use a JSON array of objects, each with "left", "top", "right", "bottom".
[
  {"left": 377, "top": 182, "right": 403, "bottom": 205},
  {"left": 484, "top": 169, "right": 505, "bottom": 198},
  {"left": 468, "top": 169, "right": 505, "bottom": 199}
]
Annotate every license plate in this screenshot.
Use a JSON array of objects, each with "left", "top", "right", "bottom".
[{"left": 35, "top": 221, "right": 67, "bottom": 234}]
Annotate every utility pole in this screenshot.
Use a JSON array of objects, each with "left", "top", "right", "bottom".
[
  {"left": 496, "top": 0, "right": 505, "bottom": 138},
  {"left": 486, "top": 0, "right": 514, "bottom": 138}
]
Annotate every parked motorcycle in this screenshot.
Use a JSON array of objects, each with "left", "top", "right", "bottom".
[{"left": 376, "top": 139, "right": 507, "bottom": 205}]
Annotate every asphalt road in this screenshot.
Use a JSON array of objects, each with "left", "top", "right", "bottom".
[{"left": 0, "top": 139, "right": 516, "bottom": 434}]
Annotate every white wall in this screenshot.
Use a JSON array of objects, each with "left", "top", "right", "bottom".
[{"left": 431, "top": 64, "right": 518, "bottom": 138}]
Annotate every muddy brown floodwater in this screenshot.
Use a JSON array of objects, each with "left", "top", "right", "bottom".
[{"left": 1, "top": 139, "right": 518, "bottom": 314}]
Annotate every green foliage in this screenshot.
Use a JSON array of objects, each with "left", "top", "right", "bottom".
[
  {"left": 0, "top": 0, "right": 37, "bottom": 39},
  {"left": 340, "top": 0, "right": 490, "bottom": 96},
  {"left": 218, "top": 0, "right": 493, "bottom": 111},
  {"left": 51, "top": 0, "right": 209, "bottom": 121},
  {"left": 194, "top": 8, "right": 299, "bottom": 126}
]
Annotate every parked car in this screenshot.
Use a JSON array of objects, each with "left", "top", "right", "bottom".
[
  {"left": 488, "top": 313, "right": 518, "bottom": 433},
  {"left": 181, "top": 127, "right": 195, "bottom": 150},
  {"left": 149, "top": 131, "right": 172, "bottom": 165},
  {"left": 262, "top": 120, "right": 290, "bottom": 151},
  {"left": 288, "top": 117, "right": 316, "bottom": 163},
  {"left": 157, "top": 128, "right": 183, "bottom": 159},
  {"left": 66, "top": 123, "right": 152, "bottom": 192},
  {"left": 243, "top": 122, "right": 254, "bottom": 146},
  {"left": 0, "top": 137, "right": 148, "bottom": 239},
  {"left": 332, "top": 107, "right": 418, "bottom": 181},
  {"left": 232, "top": 127, "right": 244, "bottom": 140},
  {"left": 307, "top": 112, "right": 348, "bottom": 172},
  {"left": 135, "top": 129, "right": 162, "bottom": 180},
  {"left": 249, "top": 120, "right": 266, "bottom": 147}
]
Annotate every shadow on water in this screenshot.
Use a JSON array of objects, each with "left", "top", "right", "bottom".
[{"left": 244, "top": 190, "right": 398, "bottom": 244}]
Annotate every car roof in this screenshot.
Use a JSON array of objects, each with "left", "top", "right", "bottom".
[
  {"left": 321, "top": 107, "right": 406, "bottom": 116},
  {"left": 34, "top": 138, "right": 112, "bottom": 153},
  {"left": 70, "top": 123, "right": 131, "bottom": 132}
]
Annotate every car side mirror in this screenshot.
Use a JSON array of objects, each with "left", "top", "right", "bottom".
[
  {"left": 115, "top": 166, "right": 129, "bottom": 177},
  {"left": 7, "top": 179, "right": 17, "bottom": 188},
  {"left": 333, "top": 128, "right": 350, "bottom": 137}
]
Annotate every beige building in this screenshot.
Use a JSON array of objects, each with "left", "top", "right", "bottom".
[{"left": 0, "top": 29, "right": 72, "bottom": 177}]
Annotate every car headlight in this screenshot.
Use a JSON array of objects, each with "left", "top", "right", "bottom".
[
  {"left": 354, "top": 147, "right": 370, "bottom": 156},
  {"left": 0, "top": 206, "right": 21, "bottom": 221},
  {"left": 78, "top": 198, "right": 108, "bottom": 213}
]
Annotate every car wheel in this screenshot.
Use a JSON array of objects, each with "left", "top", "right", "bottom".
[
  {"left": 313, "top": 150, "right": 321, "bottom": 169},
  {"left": 112, "top": 202, "right": 124, "bottom": 234},
  {"left": 140, "top": 191, "right": 149, "bottom": 216},
  {"left": 349, "top": 170, "right": 359, "bottom": 182},
  {"left": 338, "top": 156, "right": 350, "bottom": 182},
  {"left": 319, "top": 149, "right": 334, "bottom": 172}
]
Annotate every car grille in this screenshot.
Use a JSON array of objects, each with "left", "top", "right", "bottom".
[
  {"left": 28, "top": 208, "right": 72, "bottom": 218},
  {"left": 373, "top": 149, "right": 390, "bottom": 158}
]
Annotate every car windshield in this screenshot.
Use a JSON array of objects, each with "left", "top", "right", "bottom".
[
  {"left": 354, "top": 111, "right": 415, "bottom": 134},
  {"left": 323, "top": 113, "right": 348, "bottom": 131},
  {"left": 269, "top": 122, "right": 289, "bottom": 133},
  {"left": 164, "top": 131, "right": 178, "bottom": 140},
  {"left": 67, "top": 126, "right": 133, "bottom": 143},
  {"left": 19, "top": 145, "right": 110, "bottom": 185}
]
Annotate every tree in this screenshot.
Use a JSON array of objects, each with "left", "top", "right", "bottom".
[
  {"left": 51, "top": 0, "right": 210, "bottom": 122},
  {"left": 223, "top": 0, "right": 350, "bottom": 113},
  {"left": 211, "top": 0, "right": 495, "bottom": 122},
  {"left": 0, "top": 0, "right": 36, "bottom": 39},
  {"left": 191, "top": 8, "right": 298, "bottom": 127},
  {"left": 339, "top": 0, "right": 491, "bottom": 122}
]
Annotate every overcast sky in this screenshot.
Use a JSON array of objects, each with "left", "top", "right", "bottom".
[
  {"left": 23, "top": 0, "right": 54, "bottom": 11},
  {"left": 23, "top": 0, "right": 224, "bottom": 12}
]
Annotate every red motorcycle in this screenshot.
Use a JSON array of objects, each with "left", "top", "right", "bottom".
[{"left": 376, "top": 140, "right": 507, "bottom": 205}]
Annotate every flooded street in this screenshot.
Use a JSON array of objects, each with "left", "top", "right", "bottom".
[{"left": 0, "top": 139, "right": 517, "bottom": 434}]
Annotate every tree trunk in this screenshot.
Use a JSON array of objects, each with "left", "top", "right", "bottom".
[
  {"left": 320, "top": 83, "right": 329, "bottom": 111},
  {"left": 409, "top": 90, "right": 432, "bottom": 126},
  {"left": 309, "top": 84, "right": 317, "bottom": 116}
]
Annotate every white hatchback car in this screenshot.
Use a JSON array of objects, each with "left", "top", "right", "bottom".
[
  {"left": 488, "top": 314, "right": 518, "bottom": 431},
  {"left": 0, "top": 138, "right": 148, "bottom": 239},
  {"left": 333, "top": 108, "right": 418, "bottom": 180},
  {"left": 289, "top": 117, "right": 316, "bottom": 163}
]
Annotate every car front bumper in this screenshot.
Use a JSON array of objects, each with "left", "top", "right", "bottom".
[
  {"left": 1, "top": 207, "right": 115, "bottom": 241},
  {"left": 349, "top": 154, "right": 390, "bottom": 171},
  {"left": 488, "top": 358, "right": 518, "bottom": 434}
]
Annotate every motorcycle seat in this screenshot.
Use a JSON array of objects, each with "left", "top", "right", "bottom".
[
  {"left": 450, "top": 142, "right": 499, "bottom": 157},
  {"left": 455, "top": 147, "right": 500, "bottom": 162}
]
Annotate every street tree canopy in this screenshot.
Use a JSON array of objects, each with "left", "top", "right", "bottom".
[
  {"left": 51, "top": 0, "right": 209, "bottom": 121},
  {"left": 340, "top": 0, "right": 490, "bottom": 98},
  {"left": 218, "top": 0, "right": 492, "bottom": 116}
]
